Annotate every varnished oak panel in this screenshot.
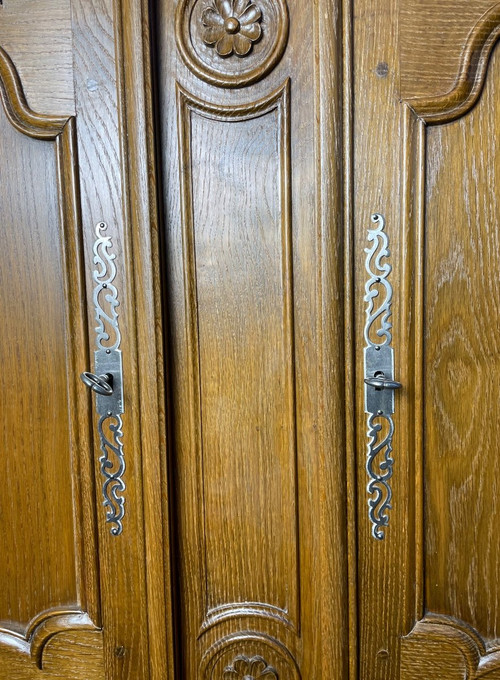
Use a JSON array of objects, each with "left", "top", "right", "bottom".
[
  {"left": 176, "top": 83, "right": 299, "bottom": 631},
  {"left": 351, "top": 1, "right": 500, "bottom": 678},
  {"left": 157, "top": 0, "right": 346, "bottom": 677},
  {"left": 423, "top": 43, "right": 500, "bottom": 641},
  {"left": 352, "top": 0, "right": 413, "bottom": 677},
  {"left": 0, "top": 94, "right": 78, "bottom": 632},
  {"left": 395, "top": 2, "right": 500, "bottom": 679},
  {"left": 0, "top": 631, "right": 104, "bottom": 680},
  {"left": 400, "top": 0, "right": 495, "bottom": 101},
  {"left": 0, "top": 0, "right": 74, "bottom": 116},
  {"left": 0, "top": 44, "right": 103, "bottom": 677},
  {"left": 71, "top": 0, "right": 173, "bottom": 677}
]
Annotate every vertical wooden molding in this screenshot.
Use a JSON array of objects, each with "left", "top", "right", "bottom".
[
  {"left": 56, "top": 117, "right": 101, "bottom": 629},
  {"left": 313, "top": 0, "right": 352, "bottom": 676},
  {"left": 400, "top": 104, "right": 426, "bottom": 633},
  {"left": 117, "top": 0, "right": 173, "bottom": 676},
  {"left": 341, "top": 0, "right": 358, "bottom": 676},
  {"left": 71, "top": 0, "right": 170, "bottom": 676}
]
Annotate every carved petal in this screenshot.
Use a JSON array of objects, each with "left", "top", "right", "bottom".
[
  {"left": 250, "top": 658, "right": 268, "bottom": 675},
  {"left": 215, "top": 0, "right": 233, "bottom": 19},
  {"left": 202, "top": 25, "right": 225, "bottom": 45},
  {"left": 239, "top": 22, "right": 261, "bottom": 41},
  {"left": 233, "top": 0, "right": 250, "bottom": 16},
  {"left": 202, "top": 6, "right": 225, "bottom": 27},
  {"left": 233, "top": 33, "right": 252, "bottom": 55},
  {"left": 239, "top": 3, "right": 262, "bottom": 25},
  {"left": 231, "top": 657, "right": 251, "bottom": 675},
  {"left": 216, "top": 33, "right": 234, "bottom": 56}
]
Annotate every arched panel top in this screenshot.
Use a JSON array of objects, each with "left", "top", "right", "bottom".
[
  {"left": 406, "top": 2, "right": 500, "bottom": 124},
  {"left": 0, "top": 46, "right": 69, "bottom": 139}
]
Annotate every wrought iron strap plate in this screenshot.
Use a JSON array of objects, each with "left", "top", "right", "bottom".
[
  {"left": 363, "top": 213, "right": 399, "bottom": 540},
  {"left": 91, "top": 222, "right": 125, "bottom": 536}
]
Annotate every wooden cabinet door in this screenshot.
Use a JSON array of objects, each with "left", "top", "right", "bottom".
[
  {"left": 0, "top": 2, "right": 167, "bottom": 678},
  {"left": 4, "top": 0, "right": 500, "bottom": 678},
  {"left": 155, "top": 1, "right": 347, "bottom": 678},
  {"left": 351, "top": 1, "right": 500, "bottom": 678},
  {"left": 156, "top": 0, "right": 500, "bottom": 679},
  {"left": 0, "top": 45, "right": 105, "bottom": 680}
]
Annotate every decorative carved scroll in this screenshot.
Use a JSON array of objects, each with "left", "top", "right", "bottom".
[
  {"left": 401, "top": 615, "right": 500, "bottom": 679},
  {"left": 0, "top": 610, "right": 99, "bottom": 670},
  {"left": 407, "top": 3, "right": 500, "bottom": 123}
]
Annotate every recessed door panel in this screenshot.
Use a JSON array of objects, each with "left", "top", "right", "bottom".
[{"left": 0, "top": 46, "right": 103, "bottom": 677}]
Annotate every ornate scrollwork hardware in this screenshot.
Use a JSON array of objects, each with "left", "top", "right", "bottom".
[
  {"left": 363, "top": 213, "right": 401, "bottom": 540},
  {"left": 81, "top": 222, "right": 125, "bottom": 536}
]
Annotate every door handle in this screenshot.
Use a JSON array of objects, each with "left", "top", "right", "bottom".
[
  {"left": 363, "top": 213, "right": 400, "bottom": 541},
  {"left": 80, "top": 371, "right": 114, "bottom": 395},
  {"left": 84, "top": 222, "right": 126, "bottom": 536},
  {"left": 364, "top": 374, "right": 402, "bottom": 391}
]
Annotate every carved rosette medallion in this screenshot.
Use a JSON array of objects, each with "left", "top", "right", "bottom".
[
  {"left": 176, "top": 0, "right": 289, "bottom": 88},
  {"left": 201, "top": 633, "right": 300, "bottom": 680},
  {"left": 223, "top": 655, "right": 278, "bottom": 679},
  {"left": 201, "top": 1, "right": 262, "bottom": 57}
]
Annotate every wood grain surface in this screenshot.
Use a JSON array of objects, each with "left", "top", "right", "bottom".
[
  {"left": 0, "top": 41, "right": 103, "bottom": 678},
  {"left": 0, "top": 0, "right": 74, "bottom": 115},
  {"left": 400, "top": 0, "right": 495, "bottom": 101},
  {"left": 2, "top": 0, "right": 500, "bottom": 678},
  {"left": 423, "top": 41, "right": 500, "bottom": 642},
  {"left": 398, "top": 1, "right": 500, "bottom": 678},
  {"left": 156, "top": 0, "right": 346, "bottom": 677}
]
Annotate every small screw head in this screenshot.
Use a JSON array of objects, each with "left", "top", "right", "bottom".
[
  {"left": 107, "top": 410, "right": 112, "bottom": 417},
  {"left": 377, "top": 410, "right": 383, "bottom": 415},
  {"left": 102, "top": 283, "right": 107, "bottom": 288},
  {"left": 375, "top": 346, "right": 380, "bottom": 351},
  {"left": 106, "top": 349, "right": 111, "bottom": 354}
]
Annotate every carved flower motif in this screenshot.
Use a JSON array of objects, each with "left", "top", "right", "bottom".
[
  {"left": 201, "top": 0, "right": 262, "bottom": 57},
  {"left": 223, "top": 655, "right": 278, "bottom": 680}
]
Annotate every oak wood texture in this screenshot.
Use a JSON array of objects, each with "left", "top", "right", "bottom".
[
  {"left": 400, "top": 0, "right": 496, "bottom": 102},
  {"left": 0, "top": 0, "right": 74, "bottom": 116},
  {"left": 353, "top": 1, "right": 500, "bottom": 679},
  {"left": 156, "top": 0, "right": 346, "bottom": 677},
  {"left": 368, "top": 1, "right": 500, "bottom": 678},
  {"left": 0, "top": 0, "right": 173, "bottom": 676},
  {"left": 0, "top": 630, "right": 104, "bottom": 680},
  {"left": 71, "top": 0, "right": 172, "bottom": 677},
  {"left": 352, "top": 0, "right": 414, "bottom": 677},
  {"left": 0, "top": 44, "right": 103, "bottom": 676},
  {"left": 422, "top": 43, "right": 500, "bottom": 641},
  {"left": 5, "top": 1, "right": 500, "bottom": 678}
]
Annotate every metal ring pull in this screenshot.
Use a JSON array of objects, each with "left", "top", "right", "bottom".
[
  {"left": 364, "top": 375, "right": 402, "bottom": 390},
  {"left": 80, "top": 371, "right": 114, "bottom": 396}
]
